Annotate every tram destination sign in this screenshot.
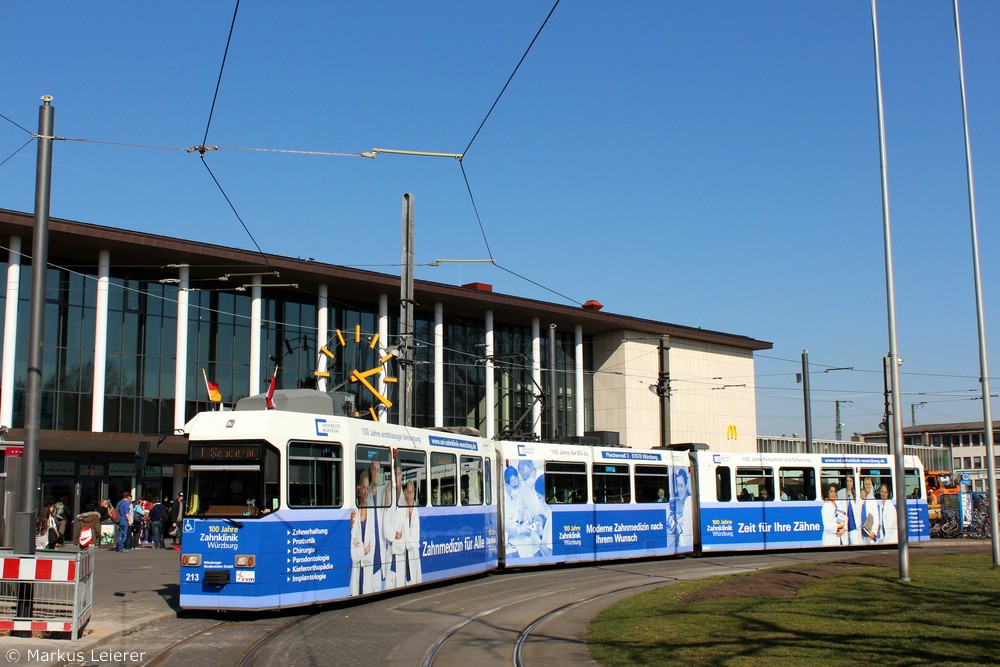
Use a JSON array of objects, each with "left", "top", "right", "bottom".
[{"left": 190, "top": 444, "right": 262, "bottom": 463}]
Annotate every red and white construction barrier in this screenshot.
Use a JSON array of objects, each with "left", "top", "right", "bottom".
[{"left": 1, "top": 556, "right": 77, "bottom": 581}]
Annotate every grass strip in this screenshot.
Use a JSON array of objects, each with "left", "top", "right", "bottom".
[{"left": 588, "top": 551, "right": 999, "bottom": 666}]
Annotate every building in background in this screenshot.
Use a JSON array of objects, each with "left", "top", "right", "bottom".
[
  {"left": 857, "top": 421, "right": 1000, "bottom": 492},
  {"left": 0, "top": 208, "right": 771, "bottom": 522}
]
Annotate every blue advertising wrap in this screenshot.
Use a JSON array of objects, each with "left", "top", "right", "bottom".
[
  {"left": 501, "top": 457, "right": 694, "bottom": 566},
  {"left": 180, "top": 508, "right": 498, "bottom": 610},
  {"left": 699, "top": 500, "right": 931, "bottom": 551}
]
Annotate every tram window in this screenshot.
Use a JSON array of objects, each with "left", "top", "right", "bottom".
[
  {"left": 635, "top": 465, "right": 669, "bottom": 503},
  {"left": 778, "top": 467, "right": 815, "bottom": 501},
  {"left": 715, "top": 466, "right": 732, "bottom": 502},
  {"left": 288, "top": 442, "right": 342, "bottom": 508},
  {"left": 485, "top": 458, "right": 493, "bottom": 505},
  {"left": 859, "top": 468, "right": 891, "bottom": 500},
  {"left": 905, "top": 468, "right": 922, "bottom": 499},
  {"left": 431, "top": 452, "right": 457, "bottom": 506},
  {"left": 356, "top": 445, "right": 392, "bottom": 508},
  {"left": 264, "top": 447, "right": 280, "bottom": 512},
  {"left": 593, "top": 464, "right": 630, "bottom": 503},
  {"left": 543, "top": 461, "right": 587, "bottom": 504},
  {"left": 821, "top": 468, "right": 852, "bottom": 500},
  {"left": 395, "top": 449, "right": 427, "bottom": 507},
  {"left": 460, "top": 456, "right": 483, "bottom": 505},
  {"left": 736, "top": 467, "right": 774, "bottom": 502}
]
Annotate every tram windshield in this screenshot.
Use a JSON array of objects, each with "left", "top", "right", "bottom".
[{"left": 185, "top": 442, "right": 279, "bottom": 518}]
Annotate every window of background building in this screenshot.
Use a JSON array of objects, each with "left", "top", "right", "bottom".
[
  {"left": 186, "top": 289, "right": 251, "bottom": 421},
  {"left": 262, "top": 297, "right": 319, "bottom": 394},
  {"left": 443, "top": 318, "right": 487, "bottom": 432},
  {"left": 14, "top": 264, "right": 107, "bottom": 431}
]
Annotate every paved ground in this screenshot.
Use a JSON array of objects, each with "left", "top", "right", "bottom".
[
  {"left": 0, "top": 542, "right": 180, "bottom": 666},
  {"left": 0, "top": 539, "right": 988, "bottom": 667}
]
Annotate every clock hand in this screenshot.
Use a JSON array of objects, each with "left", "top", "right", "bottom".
[
  {"left": 353, "top": 372, "right": 393, "bottom": 408},
  {"left": 355, "top": 365, "right": 383, "bottom": 380}
]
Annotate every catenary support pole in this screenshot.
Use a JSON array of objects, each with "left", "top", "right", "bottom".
[
  {"left": 399, "top": 193, "right": 415, "bottom": 427},
  {"left": 16, "top": 97, "right": 54, "bottom": 555}
]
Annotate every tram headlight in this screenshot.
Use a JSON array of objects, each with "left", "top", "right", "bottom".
[
  {"left": 181, "top": 554, "right": 202, "bottom": 567},
  {"left": 235, "top": 554, "right": 256, "bottom": 568}
]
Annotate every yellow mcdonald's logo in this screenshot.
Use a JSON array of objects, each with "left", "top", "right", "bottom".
[{"left": 726, "top": 424, "right": 738, "bottom": 440}]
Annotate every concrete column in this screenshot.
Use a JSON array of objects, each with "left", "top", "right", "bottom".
[
  {"left": 485, "top": 310, "right": 495, "bottom": 439},
  {"left": 0, "top": 237, "right": 21, "bottom": 427},
  {"left": 173, "top": 265, "right": 190, "bottom": 430},
  {"left": 250, "top": 275, "right": 262, "bottom": 396},
  {"left": 316, "top": 284, "right": 329, "bottom": 391},
  {"left": 378, "top": 293, "right": 388, "bottom": 423},
  {"left": 91, "top": 250, "right": 110, "bottom": 431},
  {"left": 575, "top": 324, "right": 584, "bottom": 438},
  {"left": 434, "top": 303, "right": 444, "bottom": 427}
]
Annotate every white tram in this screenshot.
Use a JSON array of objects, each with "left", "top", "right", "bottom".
[{"left": 178, "top": 390, "right": 929, "bottom": 611}]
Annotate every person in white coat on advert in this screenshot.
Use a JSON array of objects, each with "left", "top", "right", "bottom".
[{"left": 350, "top": 469, "right": 376, "bottom": 596}]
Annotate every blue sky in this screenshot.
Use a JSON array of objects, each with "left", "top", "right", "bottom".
[{"left": 1, "top": 1, "right": 998, "bottom": 440}]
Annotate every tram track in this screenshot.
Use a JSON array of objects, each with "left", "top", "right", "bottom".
[
  {"left": 134, "top": 549, "right": 919, "bottom": 667},
  {"left": 144, "top": 614, "right": 310, "bottom": 667},
  {"left": 418, "top": 553, "right": 860, "bottom": 666},
  {"left": 418, "top": 565, "right": 688, "bottom": 667}
]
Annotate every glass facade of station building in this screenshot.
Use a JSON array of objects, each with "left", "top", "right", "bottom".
[
  {"left": 0, "top": 209, "right": 769, "bottom": 539},
  {"left": 1, "top": 262, "right": 587, "bottom": 436},
  {"left": 0, "top": 214, "right": 600, "bottom": 528}
]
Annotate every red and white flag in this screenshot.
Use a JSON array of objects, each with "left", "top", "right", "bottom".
[{"left": 265, "top": 365, "right": 279, "bottom": 409}]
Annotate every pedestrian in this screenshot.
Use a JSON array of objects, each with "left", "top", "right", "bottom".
[
  {"left": 97, "top": 498, "right": 110, "bottom": 523},
  {"left": 53, "top": 496, "right": 68, "bottom": 546},
  {"left": 115, "top": 492, "right": 132, "bottom": 552},
  {"left": 35, "top": 506, "right": 51, "bottom": 551},
  {"left": 149, "top": 498, "right": 165, "bottom": 549},
  {"left": 129, "top": 500, "right": 145, "bottom": 549},
  {"left": 169, "top": 492, "right": 184, "bottom": 549}
]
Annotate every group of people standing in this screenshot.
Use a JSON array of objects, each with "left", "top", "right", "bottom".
[
  {"left": 112, "top": 491, "right": 185, "bottom": 552},
  {"left": 822, "top": 476, "right": 898, "bottom": 546},
  {"left": 350, "top": 458, "right": 422, "bottom": 596}
]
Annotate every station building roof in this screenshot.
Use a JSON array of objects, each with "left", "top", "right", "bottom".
[{"left": 0, "top": 208, "right": 771, "bottom": 351}]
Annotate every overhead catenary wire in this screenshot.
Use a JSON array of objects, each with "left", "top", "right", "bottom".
[
  {"left": 201, "top": 0, "right": 240, "bottom": 154},
  {"left": 0, "top": 111, "right": 32, "bottom": 135},
  {"left": 198, "top": 159, "right": 273, "bottom": 271},
  {"left": 0, "top": 1, "right": 582, "bottom": 312},
  {"left": 0, "top": 138, "right": 34, "bottom": 169},
  {"left": 458, "top": 161, "right": 495, "bottom": 263},
  {"left": 462, "top": 0, "right": 561, "bottom": 158}
]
